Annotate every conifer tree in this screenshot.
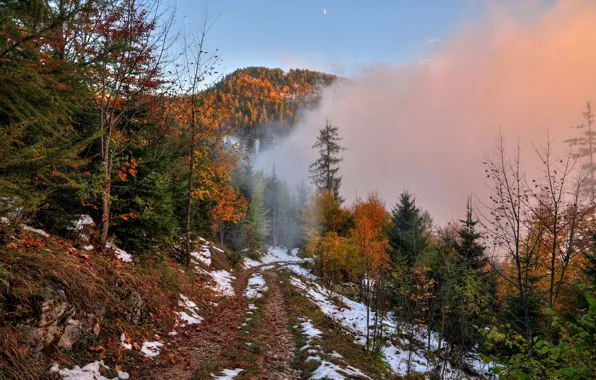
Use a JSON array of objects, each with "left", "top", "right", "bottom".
[
  {"left": 388, "top": 191, "right": 431, "bottom": 265},
  {"left": 456, "top": 196, "right": 486, "bottom": 270},
  {"left": 244, "top": 183, "right": 268, "bottom": 254},
  {"left": 308, "top": 118, "right": 346, "bottom": 203}
]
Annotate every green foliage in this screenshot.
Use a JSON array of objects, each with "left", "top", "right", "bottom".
[
  {"left": 0, "top": 0, "right": 95, "bottom": 220},
  {"left": 111, "top": 171, "right": 177, "bottom": 254},
  {"left": 388, "top": 191, "right": 432, "bottom": 266},
  {"left": 308, "top": 119, "right": 346, "bottom": 203},
  {"left": 481, "top": 289, "right": 596, "bottom": 379}
]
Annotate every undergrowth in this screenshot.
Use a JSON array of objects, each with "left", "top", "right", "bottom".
[
  {"left": 278, "top": 271, "right": 390, "bottom": 380},
  {"left": 0, "top": 224, "right": 212, "bottom": 379}
]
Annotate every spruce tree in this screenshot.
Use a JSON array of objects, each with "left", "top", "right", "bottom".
[
  {"left": 263, "top": 166, "right": 281, "bottom": 246},
  {"left": 388, "top": 191, "right": 431, "bottom": 265},
  {"left": 243, "top": 184, "right": 268, "bottom": 254},
  {"left": 456, "top": 196, "right": 486, "bottom": 270},
  {"left": 308, "top": 119, "right": 346, "bottom": 203}
]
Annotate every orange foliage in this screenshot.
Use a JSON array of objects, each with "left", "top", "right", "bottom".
[{"left": 351, "top": 194, "right": 391, "bottom": 277}]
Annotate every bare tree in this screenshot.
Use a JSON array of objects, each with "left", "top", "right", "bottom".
[
  {"left": 480, "top": 134, "right": 544, "bottom": 342},
  {"left": 481, "top": 132, "right": 593, "bottom": 342}
]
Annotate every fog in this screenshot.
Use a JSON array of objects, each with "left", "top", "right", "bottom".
[{"left": 255, "top": 0, "right": 596, "bottom": 224}]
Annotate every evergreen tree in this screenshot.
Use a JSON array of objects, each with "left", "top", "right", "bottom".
[
  {"left": 263, "top": 166, "right": 281, "bottom": 246},
  {"left": 308, "top": 119, "right": 346, "bottom": 203},
  {"left": 243, "top": 183, "right": 268, "bottom": 254},
  {"left": 388, "top": 191, "right": 431, "bottom": 266},
  {"left": 456, "top": 196, "right": 486, "bottom": 270}
]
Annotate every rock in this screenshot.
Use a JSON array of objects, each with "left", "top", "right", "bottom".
[
  {"left": 17, "top": 286, "right": 104, "bottom": 352},
  {"left": 127, "top": 290, "right": 144, "bottom": 325},
  {"left": 57, "top": 320, "right": 83, "bottom": 349}
]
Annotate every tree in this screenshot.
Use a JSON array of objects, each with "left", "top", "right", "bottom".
[
  {"left": 210, "top": 185, "right": 247, "bottom": 246},
  {"left": 83, "top": 0, "right": 173, "bottom": 250},
  {"left": 566, "top": 103, "right": 596, "bottom": 200},
  {"left": 263, "top": 166, "right": 281, "bottom": 246},
  {"left": 308, "top": 118, "right": 346, "bottom": 203},
  {"left": 351, "top": 194, "right": 391, "bottom": 352},
  {"left": 0, "top": 0, "right": 94, "bottom": 222},
  {"left": 388, "top": 190, "right": 431, "bottom": 266},
  {"left": 457, "top": 196, "right": 486, "bottom": 270},
  {"left": 243, "top": 183, "right": 268, "bottom": 254}
]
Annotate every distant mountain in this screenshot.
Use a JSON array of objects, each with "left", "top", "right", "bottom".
[{"left": 208, "top": 66, "right": 338, "bottom": 152}]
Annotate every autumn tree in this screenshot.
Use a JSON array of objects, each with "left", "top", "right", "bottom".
[
  {"left": 308, "top": 118, "right": 346, "bottom": 203},
  {"left": 76, "top": 0, "right": 175, "bottom": 250},
  {"left": 351, "top": 194, "right": 391, "bottom": 352},
  {"left": 210, "top": 185, "right": 247, "bottom": 246}
]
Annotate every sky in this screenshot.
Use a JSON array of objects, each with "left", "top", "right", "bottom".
[
  {"left": 163, "top": 0, "right": 596, "bottom": 226},
  {"left": 168, "top": 0, "right": 494, "bottom": 77}
]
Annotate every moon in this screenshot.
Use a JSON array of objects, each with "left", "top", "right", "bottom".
[{"left": 323, "top": 9, "right": 326, "bottom": 15}]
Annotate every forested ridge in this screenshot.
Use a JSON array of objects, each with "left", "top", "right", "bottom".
[
  {"left": 1, "top": 1, "right": 596, "bottom": 379},
  {"left": 208, "top": 66, "right": 337, "bottom": 151}
]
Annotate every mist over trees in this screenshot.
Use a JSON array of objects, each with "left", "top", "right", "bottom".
[{"left": 1, "top": 0, "right": 596, "bottom": 378}]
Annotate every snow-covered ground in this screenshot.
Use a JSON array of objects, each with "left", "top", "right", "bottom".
[
  {"left": 106, "top": 241, "right": 132, "bottom": 263},
  {"left": 22, "top": 225, "right": 50, "bottom": 238},
  {"left": 210, "top": 368, "right": 243, "bottom": 379},
  {"left": 295, "top": 317, "right": 371, "bottom": 380},
  {"left": 244, "top": 272, "right": 268, "bottom": 299},
  {"left": 177, "top": 294, "right": 203, "bottom": 325},
  {"left": 51, "top": 361, "right": 129, "bottom": 380},
  {"left": 289, "top": 274, "right": 491, "bottom": 377},
  {"left": 140, "top": 341, "right": 163, "bottom": 357},
  {"left": 190, "top": 247, "right": 211, "bottom": 266},
  {"left": 208, "top": 270, "right": 236, "bottom": 297},
  {"left": 243, "top": 247, "right": 306, "bottom": 268}
]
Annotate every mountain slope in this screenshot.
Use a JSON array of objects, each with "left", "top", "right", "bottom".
[{"left": 208, "top": 66, "right": 337, "bottom": 151}]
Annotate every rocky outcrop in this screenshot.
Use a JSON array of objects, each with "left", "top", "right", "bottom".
[{"left": 17, "top": 286, "right": 104, "bottom": 352}]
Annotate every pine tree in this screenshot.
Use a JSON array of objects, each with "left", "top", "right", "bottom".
[
  {"left": 263, "top": 166, "right": 281, "bottom": 246},
  {"left": 388, "top": 191, "right": 431, "bottom": 265},
  {"left": 244, "top": 183, "right": 268, "bottom": 254},
  {"left": 308, "top": 119, "right": 346, "bottom": 203},
  {"left": 456, "top": 196, "right": 486, "bottom": 270}
]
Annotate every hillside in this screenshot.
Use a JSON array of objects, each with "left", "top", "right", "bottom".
[{"left": 208, "top": 67, "right": 337, "bottom": 151}]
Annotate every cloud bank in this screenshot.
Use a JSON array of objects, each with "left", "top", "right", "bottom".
[{"left": 255, "top": 0, "right": 596, "bottom": 224}]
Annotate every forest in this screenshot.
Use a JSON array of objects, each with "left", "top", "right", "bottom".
[{"left": 1, "top": 0, "right": 596, "bottom": 379}]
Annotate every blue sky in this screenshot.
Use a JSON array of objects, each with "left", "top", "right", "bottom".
[{"left": 167, "top": 1, "right": 491, "bottom": 77}]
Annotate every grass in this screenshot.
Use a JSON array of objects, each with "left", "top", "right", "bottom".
[
  {"left": 0, "top": 224, "right": 214, "bottom": 379},
  {"left": 278, "top": 270, "right": 391, "bottom": 380}
]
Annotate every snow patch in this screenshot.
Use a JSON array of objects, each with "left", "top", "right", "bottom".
[
  {"left": 311, "top": 361, "right": 371, "bottom": 380},
  {"left": 177, "top": 294, "right": 203, "bottom": 325},
  {"left": 120, "top": 333, "right": 132, "bottom": 350},
  {"left": 22, "top": 225, "right": 50, "bottom": 237},
  {"left": 283, "top": 264, "right": 317, "bottom": 280},
  {"left": 243, "top": 246, "right": 305, "bottom": 268},
  {"left": 106, "top": 241, "right": 132, "bottom": 263},
  {"left": 290, "top": 276, "right": 491, "bottom": 377},
  {"left": 244, "top": 272, "right": 268, "bottom": 299},
  {"left": 140, "top": 341, "right": 163, "bottom": 357},
  {"left": 69, "top": 214, "right": 95, "bottom": 231},
  {"left": 209, "top": 270, "right": 235, "bottom": 297},
  {"left": 210, "top": 368, "right": 243, "bottom": 379},
  {"left": 50, "top": 360, "right": 129, "bottom": 380}
]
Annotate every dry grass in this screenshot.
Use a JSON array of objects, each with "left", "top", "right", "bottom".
[{"left": 0, "top": 225, "right": 214, "bottom": 379}]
